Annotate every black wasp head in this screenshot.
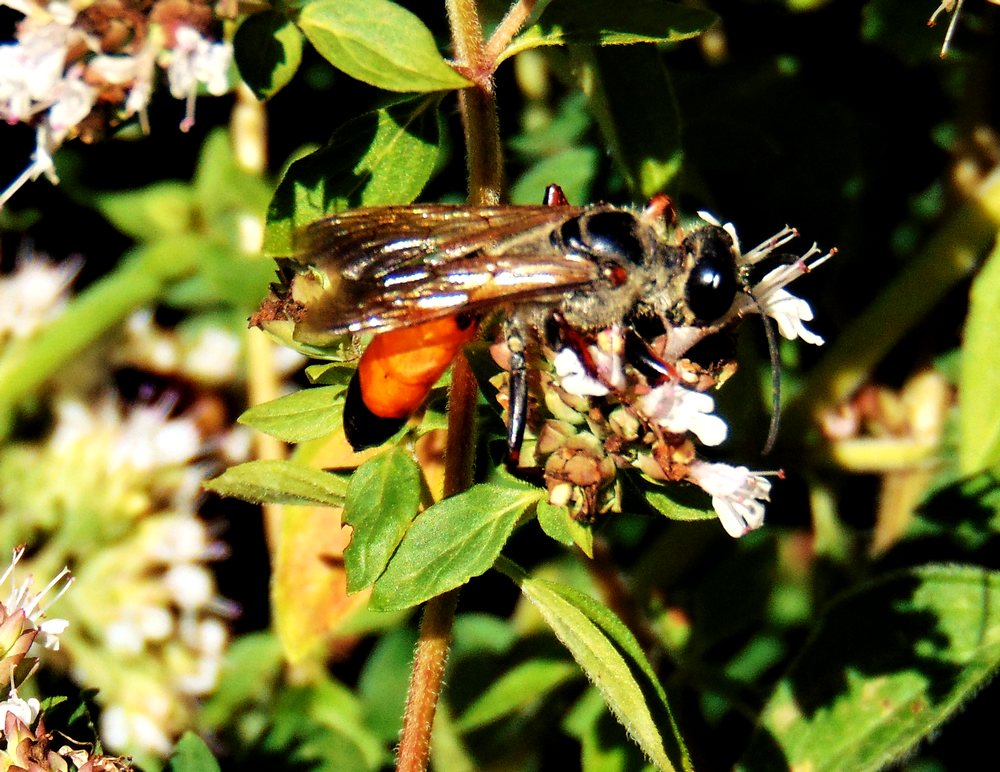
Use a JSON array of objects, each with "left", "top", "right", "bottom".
[{"left": 682, "top": 225, "right": 740, "bottom": 324}]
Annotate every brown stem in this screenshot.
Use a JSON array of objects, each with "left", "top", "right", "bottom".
[
  {"left": 484, "top": 0, "right": 539, "bottom": 65},
  {"left": 396, "top": 2, "right": 507, "bottom": 770}
]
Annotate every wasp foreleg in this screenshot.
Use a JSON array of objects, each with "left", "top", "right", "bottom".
[
  {"left": 505, "top": 316, "right": 530, "bottom": 466},
  {"left": 623, "top": 327, "right": 678, "bottom": 384}
]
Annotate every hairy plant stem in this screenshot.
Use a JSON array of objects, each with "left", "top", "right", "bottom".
[{"left": 396, "top": 3, "right": 506, "bottom": 770}]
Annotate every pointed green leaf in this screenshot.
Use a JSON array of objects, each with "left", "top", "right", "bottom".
[
  {"left": 168, "top": 732, "right": 221, "bottom": 772},
  {"left": 264, "top": 97, "right": 443, "bottom": 255},
  {"left": 742, "top": 565, "right": 1000, "bottom": 771},
  {"left": 298, "top": 0, "right": 471, "bottom": 92},
  {"left": 201, "top": 632, "right": 284, "bottom": 729},
  {"left": 455, "top": 658, "right": 579, "bottom": 731},
  {"left": 96, "top": 181, "right": 196, "bottom": 241},
  {"left": 205, "top": 459, "right": 347, "bottom": 505},
  {"left": 960, "top": 237, "right": 1000, "bottom": 475},
  {"left": 343, "top": 448, "right": 422, "bottom": 592},
  {"left": 576, "top": 45, "right": 683, "bottom": 197},
  {"left": 536, "top": 499, "right": 575, "bottom": 546},
  {"left": 510, "top": 147, "right": 599, "bottom": 207},
  {"left": 501, "top": 0, "right": 716, "bottom": 63},
  {"left": 193, "top": 129, "right": 272, "bottom": 229},
  {"left": 369, "top": 482, "right": 543, "bottom": 611},
  {"left": 502, "top": 562, "right": 691, "bottom": 771},
  {"left": 238, "top": 386, "right": 345, "bottom": 442},
  {"left": 642, "top": 486, "right": 715, "bottom": 522},
  {"left": 234, "top": 11, "right": 304, "bottom": 100}
]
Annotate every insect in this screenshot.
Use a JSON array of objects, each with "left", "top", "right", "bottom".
[{"left": 258, "top": 185, "right": 802, "bottom": 458}]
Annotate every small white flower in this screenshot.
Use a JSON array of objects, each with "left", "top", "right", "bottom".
[
  {"left": 553, "top": 327, "right": 627, "bottom": 397},
  {"left": 46, "top": 66, "right": 95, "bottom": 134},
  {"left": 162, "top": 564, "right": 213, "bottom": 611},
  {"left": 0, "top": 546, "right": 72, "bottom": 651},
  {"left": 554, "top": 348, "right": 609, "bottom": 397},
  {"left": 166, "top": 26, "right": 232, "bottom": 132},
  {"left": 756, "top": 284, "right": 824, "bottom": 345},
  {"left": 736, "top": 234, "right": 832, "bottom": 346},
  {"left": 638, "top": 383, "right": 729, "bottom": 447},
  {"left": 0, "top": 249, "right": 80, "bottom": 340},
  {"left": 0, "top": 685, "right": 40, "bottom": 728},
  {"left": 687, "top": 460, "right": 771, "bottom": 537}
]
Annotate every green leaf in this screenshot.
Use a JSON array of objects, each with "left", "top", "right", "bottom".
[
  {"left": 642, "top": 485, "right": 715, "bottom": 522},
  {"left": 234, "top": 11, "right": 304, "bottom": 100},
  {"left": 238, "top": 386, "right": 346, "bottom": 442},
  {"left": 510, "top": 147, "right": 599, "bottom": 206},
  {"left": 564, "top": 688, "right": 657, "bottom": 772},
  {"left": 501, "top": 0, "right": 716, "bottom": 63},
  {"left": 298, "top": 0, "right": 471, "bottom": 92},
  {"left": 455, "top": 658, "right": 579, "bottom": 731},
  {"left": 343, "top": 447, "right": 422, "bottom": 592},
  {"left": 960, "top": 237, "right": 1000, "bottom": 475},
  {"left": 576, "top": 45, "right": 683, "bottom": 197},
  {"left": 168, "top": 732, "right": 221, "bottom": 772},
  {"left": 96, "top": 181, "right": 196, "bottom": 241},
  {"left": 264, "top": 97, "right": 443, "bottom": 255},
  {"left": 267, "top": 678, "right": 388, "bottom": 771},
  {"left": 536, "top": 499, "right": 576, "bottom": 546},
  {"left": 369, "top": 481, "right": 543, "bottom": 611},
  {"left": 502, "top": 561, "right": 691, "bottom": 771},
  {"left": 741, "top": 565, "right": 1000, "bottom": 771},
  {"left": 201, "top": 632, "right": 284, "bottom": 729},
  {"left": 358, "top": 628, "right": 418, "bottom": 742},
  {"left": 192, "top": 129, "right": 272, "bottom": 232},
  {"left": 205, "top": 459, "right": 347, "bottom": 505}
]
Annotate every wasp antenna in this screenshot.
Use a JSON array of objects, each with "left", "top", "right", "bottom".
[
  {"left": 761, "top": 313, "right": 782, "bottom": 456},
  {"left": 744, "top": 283, "right": 783, "bottom": 455}
]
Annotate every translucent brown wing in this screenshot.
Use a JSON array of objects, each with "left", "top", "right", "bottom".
[{"left": 297, "top": 204, "right": 605, "bottom": 334}]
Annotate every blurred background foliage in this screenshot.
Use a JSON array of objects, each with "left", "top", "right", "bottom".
[{"left": 1, "top": 0, "right": 1000, "bottom": 769}]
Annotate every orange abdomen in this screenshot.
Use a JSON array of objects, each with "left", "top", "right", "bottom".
[{"left": 357, "top": 316, "right": 479, "bottom": 418}]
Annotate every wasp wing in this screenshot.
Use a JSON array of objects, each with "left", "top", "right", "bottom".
[{"left": 296, "top": 205, "right": 602, "bottom": 334}]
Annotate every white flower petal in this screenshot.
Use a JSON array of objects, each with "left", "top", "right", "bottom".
[
  {"left": 638, "top": 384, "right": 729, "bottom": 446},
  {"left": 553, "top": 348, "right": 608, "bottom": 397},
  {"left": 687, "top": 460, "right": 771, "bottom": 537}
]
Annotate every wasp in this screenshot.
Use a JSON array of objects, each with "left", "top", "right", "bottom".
[{"left": 255, "top": 185, "right": 811, "bottom": 459}]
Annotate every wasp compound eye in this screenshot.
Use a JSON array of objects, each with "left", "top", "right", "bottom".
[{"left": 684, "top": 232, "right": 739, "bottom": 323}]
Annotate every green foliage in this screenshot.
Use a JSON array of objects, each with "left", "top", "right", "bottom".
[
  {"left": 369, "top": 479, "right": 543, "bottom": 611},
  {"left": 960, "top": 239, "right": 1000, "bottom": 475},
  {"left": 168, "top": 734, "right": 222, "bottom": 772},
  {"left": 238, "top": 385, "right": 346, "bottom": 442},
  {"left": 343, "top": 447, "right": 423, "bottom": 592},
  {"left": 264, "top": 97, "right": 444, "bottom": 254},
  {"left": 499, "top": 0, "right": 717, "bottom": 62},
  {"left": 743, "top": 565, "right": 1000, "bottom": 771},
  {"left": 298, "top": 0, "right": 471, "bottom": 92},
  {"left": 235, "top": 12, "right": 304, "bottom": 100},
  {"left": 206, "top": 459, "right": 347, "bottom": 505}
]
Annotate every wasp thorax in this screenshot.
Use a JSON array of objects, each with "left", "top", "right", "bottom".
[
  {"left": 683, "top": 226, "right": 740, "bottom": 323},
  {"left": 558, "top": 210, "right": 646, "bottom": 266}
]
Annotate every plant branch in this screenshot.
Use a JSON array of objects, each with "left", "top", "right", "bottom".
[
  {"left": 484, "top": 0, "right": 538, "bottom": 66},
  {"left": 397, "top": 2, "right": 507, "bottom": 769}
]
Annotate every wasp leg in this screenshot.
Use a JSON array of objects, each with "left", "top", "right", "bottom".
[
  {"left": 543, "top": 184, "right": 569, "bottom": 206},
  {"left": 505, "top": 317, "right": 530, "bottom": 466},
  {"left": 624, "top": 327, "right": 677, "bottom": 384}
]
